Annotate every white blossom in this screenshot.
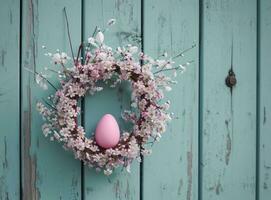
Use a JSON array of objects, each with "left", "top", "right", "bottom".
[
  {"left": 52, "top": 52, "right": 70, "bottom": 64},
  {"left": 104, "top": 168, "right": 113, "bottom": 176},
  {"left": 35, "top": 73, "right": 48, "bottom": 90},
  {"left": 179, "top": 64, "right": 186, "bottom": 73},
  {"left": 128, "top": 46, "right": 138, "bottom": 54},
  {"left": 165, "top": 86, "right": 172, "bottom": 91},
  {"left": 88, "top": 37, "right": 96, "bottom": 46},
  {"left": 96, "top": 31, "right": 104, "bottom": 44}
]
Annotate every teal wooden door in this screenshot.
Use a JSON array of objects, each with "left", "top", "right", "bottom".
[{"left": 0, "top": 0, "right": 270, "bottom": 199}]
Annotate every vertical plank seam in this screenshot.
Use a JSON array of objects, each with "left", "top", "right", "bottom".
[
  {"left": 19, "top": 0, "right": 23, "bottom": 198},
  {"left": 198, "top": 0, "right": 204, "bottom": 199},
  {"left": 256, "top": 0, "right": 261, "bottom": 199},
  {"left": 81, "top": 0, "right": 85, "bottom": 199},
  {"left": 140, "top": 0, "right": 144, "bottom": 200}
]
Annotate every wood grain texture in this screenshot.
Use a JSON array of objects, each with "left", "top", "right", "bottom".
[
  {"left": 259, "top": 0, "right": 271, "bottom": 199},
  {"left": 142, "top": 0, "right": 199, "bottom": 200},
  {"left": 200, "top": 0, "right": 257, "bottom": 199},
  {"left": 0, "top": 1, "right": 270, "bottom": 199},
  {"left": 21, "top": 0, "right": 82, "bottom": 199},
  {"left": 83, "top": 0, "right": 141, "bottom": 199},
  {"left": 0, "top": 0, "right": 20, "bottom": 199}
]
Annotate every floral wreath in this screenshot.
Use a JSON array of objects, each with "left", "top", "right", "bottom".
[{"left": 34, "top": 17, "right": 194, "bottom": 175}]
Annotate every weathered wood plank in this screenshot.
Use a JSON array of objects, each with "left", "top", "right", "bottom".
[
  {"left": 201, "top": 0, "right": 257, "bottom": 199},
  {"left": 142, "top": 0, "right": 199, "bottom": 200},
  {"left": 21, "top": 0, "right": 82, "bottom": 199},
  {"left": 259, "top": 0, "right": 271, "bottom": 198},
  {"left": 83, "top": 0, "right": 141, "bottom": 199},
  {"left": 0, "top": 0, "right": 20, "bottom": 199}
]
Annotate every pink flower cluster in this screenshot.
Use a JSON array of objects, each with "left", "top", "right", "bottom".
[{"left": 36, "top": 21, "right": 192, "bottom": 175}]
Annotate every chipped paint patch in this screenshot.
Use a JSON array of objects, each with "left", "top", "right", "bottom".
[
  {"left": 186, "top": 146, "right": 193, "bottom": 200},
  {"left": 2, "top": 137, "right": 8, "bottom": 169},
  {"left": 114, "top": 179, "right": 121, "bottom": 199},
  {"left": 224, "top": 120, "right": 232, "bottom": 165},
  {"left": 225, "top": 133, "right": 232, "bottom": 165},
  {"left": 263, "top": 106, "right": 266, "bottom": 125},
  {"left": 209, "top": 181, "right": 223, "bottom": 195},
  {"left": 71, "top": 174, "right": 79, "bottom": 199},
  {"left": 9, "top": 9, "right": 13, "bottom": 24},
  {"left": 1, "top": 49, "right": 7, "bottom": 69},
  {"left": 125, "top": 180, "right": 130, "bottom": 200},
  {"left": 86, "top": 187, "right": 93, "bottom": 194},
  {"left": 22, "top": 86, "right": 40, "bottom": 200},
  {"left": 215, "top": 182, "right": 223, "bottom": 195},
  {"left": 177, "top": 178, "right": 183, "bottom": 196},
  {"left": 0, "top": 176, "right": 9, "bottom": 199}
]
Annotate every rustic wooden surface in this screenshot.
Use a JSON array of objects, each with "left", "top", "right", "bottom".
[
  {"left": 0, "top": 0, "right": 20, "bottom": 199},
  {"left": 21, "top": 0, "right": 82, "bottom": 199},
  {"left": 259, "top": 0, "right": 271, "bottom": 199},
  {"left": 83, "top": 0, "right": 141, "bottom": 199},
  {"left": 142, "top": 0, "right": 199, "bottom": 200},
  {"left": 200, "top": 0, "right": 257, "bottom": 199},
  {"left": 0, "top": 0, "right": 270, "bottom": 199}
]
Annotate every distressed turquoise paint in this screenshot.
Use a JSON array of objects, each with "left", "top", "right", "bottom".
[
  {"left": 0, "top": 0, "right": 20, "bottom": 199},
  {"left": 259, "top": 0, "right": 271, "bottom": 199},
  {"left": 142, "top": 0, "right": 199, "bottom": 200},
  {"left": 0, "top": 0, "right": 270, "bottom": 199},
  {"left": 21, "top": 0, "right": 82, "bottom": 199},
  {"left": 201, "top": 0, "right": 257, "bottom": 199},
  {"left": 83, "top": 0, "right": 141, "bottom": 199}
]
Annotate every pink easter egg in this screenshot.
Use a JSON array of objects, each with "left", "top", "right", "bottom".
[{"left": 95, "top": 114, "right": 120, "bottom": 149}]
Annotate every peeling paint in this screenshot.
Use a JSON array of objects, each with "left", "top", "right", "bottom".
[
  {"left": 225, "top": 120, "right": 232, "bottom": 165},
  {"left": 125, "top": 180, "right": 130, "bottom": 200},
  {"left": 209, "top": 181, "right": 223, "bottom": 195},
  {"left": 22, "top": 85, "right": 40, "bottom": 200},
  {"left": 263, "top": 106, "right": 266, "bottom": 124},
  {"left": 160, "top": 184, "right": 166, "bottom": 191},
  {"left": 1, "top": 49, "right": 7, "bottom": 68},
  {"left": 264, "top": 164, "right": 271, "bottom": 169},
  {"left": 3, "top": 136, "right": 8, "bottom": 169},
  {"left": 86, "top": 187, "right": 93, "bottom": 194},
  {"left": 158, "top": 14, "right": 166, "bottom": 28},
  {"left": 23, "top": 110, "right": 40, "bottom": 200},
  {"left": 114, "top": 180, "right": 121, "bottom": 199},
  {"left": 215, "top": 182, "right": 223, "bottom": 195},
  {"left": 21, "top": 0, "right": 40, "bottom": 197},
  {"left": 117, "top": 85, "right": 124, "bottom": 110},
  {"left": 177, "top": 178, "right": 183, "bottom": 195},
  {"left": 9, "top": 9, "right": 13, "bottom": 24},
  {"left": 0, "top": 176, "right": 7, "bottom": 199},
  {"left": 225, "top": 133, "right": 232, "bottom": 165},
  {"left": 264, "top": 171, "right": 270, "bottom": 190},
  {"left": 71, "top": 175, "right": 79, "bottom": 199},
  {"left": 186, "top": 145, "right": 193, "bottom": 200},
  {"left": 116, "top": 31, "right": 141, "bottom": 44},
  {"left": 25, "top": 0, "right": 38, "bottom": 72},
  {"left": 264, "top": 182, "right": 268, "bottom": 189},
  {"left": 5, "top": 191, "right": 9, "bottom": 200}
]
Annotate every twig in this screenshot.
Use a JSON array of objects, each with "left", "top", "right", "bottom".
[
  {"left": 42, "top": 98, "right": 57, "bottom": 110},
  {"left": 153, "top": 60, "right": 194, "bottom": 74},
  {"left": 75, "top": 43, "right": 83, "bottom": 66},
  {"left": 46, "top": 68, "right": 60, "bottom": 74},
  {"left": 92, "top": 26, "right": 98, "bottom": 37},
  {"left": 24, "top": 67, "right": 58, "bottom": 91},
  {"left": 171, "top": 44, "right": 196, "bottom": 59},
  {"left": 64, "top": 7, "right": 75, "bottom": 64}
]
